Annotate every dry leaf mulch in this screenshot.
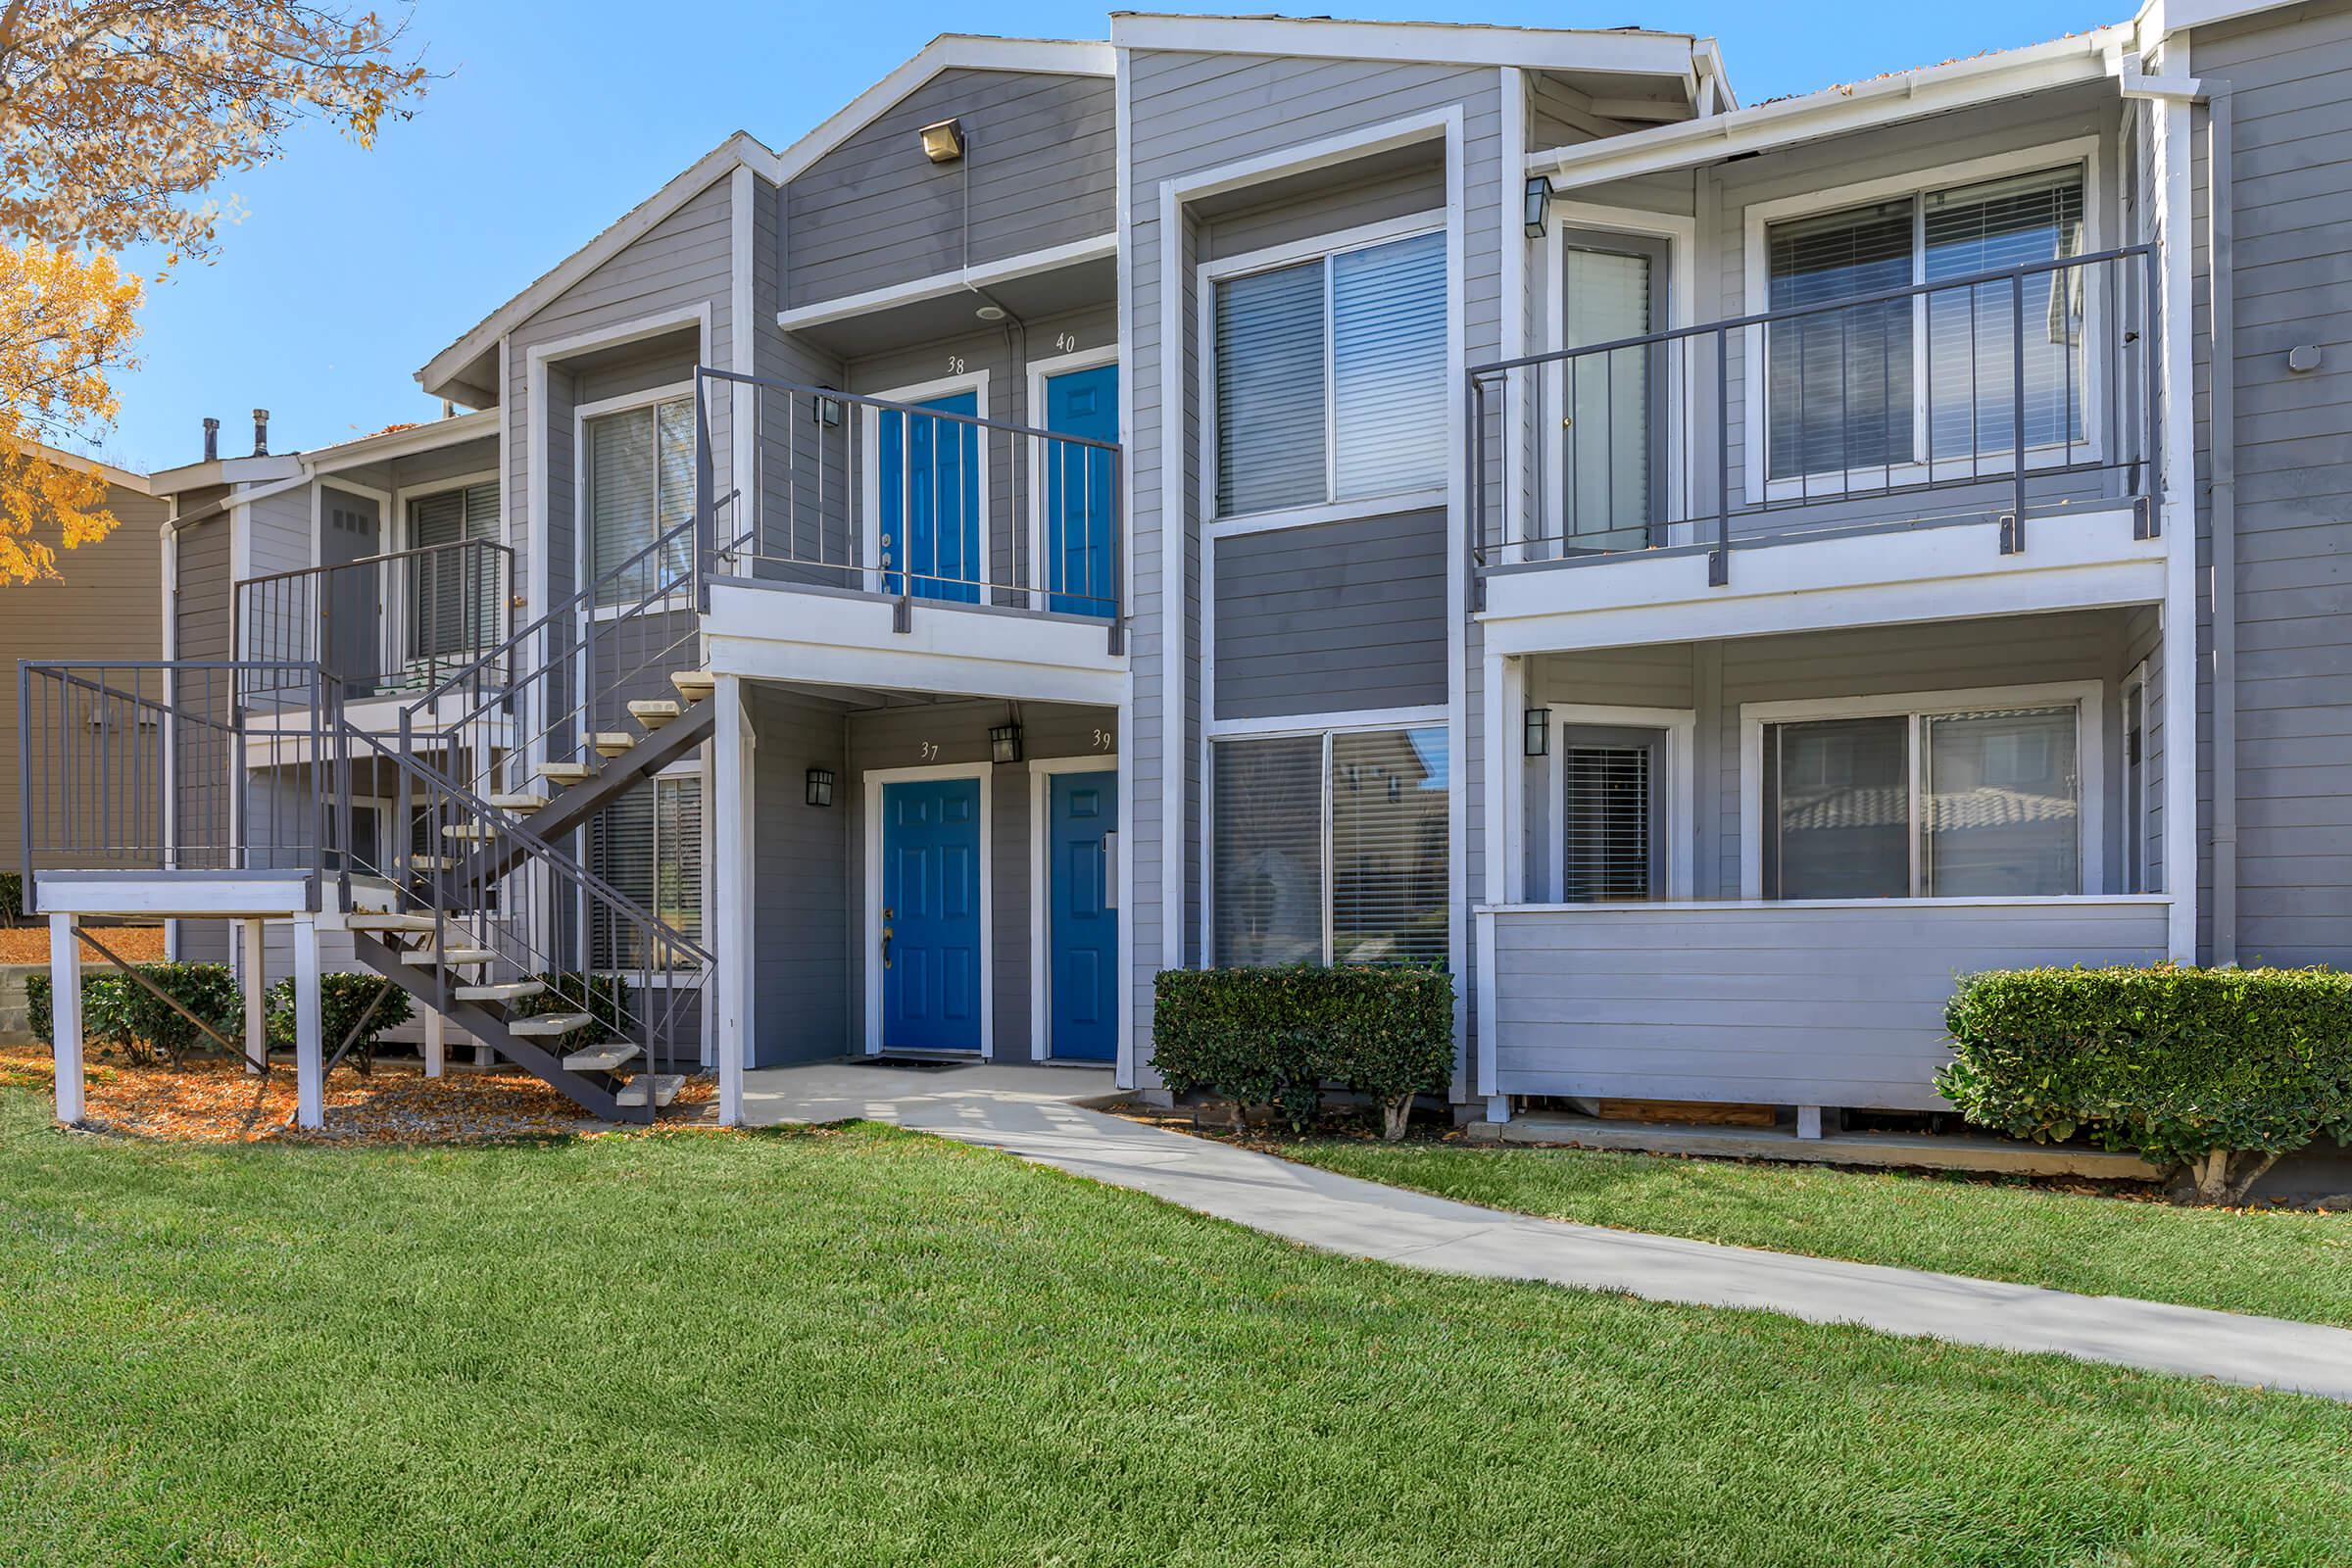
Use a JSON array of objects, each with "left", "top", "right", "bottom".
[
  {"left": 0, "top": 1044, "right": 717, "bottom": 1145},
  {"left": 0, "top": 924, "right": 167, "bottom": 964}
]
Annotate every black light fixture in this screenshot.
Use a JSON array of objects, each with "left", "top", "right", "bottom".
[
  {"left": 1523, "top": 707, "right": 1551, "bottom": 758},
  {"left": 809, "top": 391, "right": 843, "bottom": 428},
  {"left": 1523, "top": 174, "right": 1553, "bottom": 238},
  {"left": 917, "top": 117, "right": 965, "bottom": 164},
  {"left": 989, "top": 722, "right": 1024, "bottom": 764},
  {"left": 805, "top": 766, "right": 835, "bottom": 808}
]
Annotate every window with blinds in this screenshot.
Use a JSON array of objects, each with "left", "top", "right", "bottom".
[
  {"left": 1560, "top": 733, "right": 1659, "bottom": 903},
  {"left": 1210, "top": 726, "right": 1449, "bottom": 967},
  {"left": 407, "top": 482, "right": 500, "bottom": 661},
  {"left": 586, "top": 397, "right": 695, "bottom": 608},
  {"left": 1213, "top": 228, "right": 1446, "bottom": 518},
  {"left": 1764, "top": 165, "right": 2086, "bottom": 481},
  {"left": 590, "top": 773, "right": 703, "bottom": 971}
]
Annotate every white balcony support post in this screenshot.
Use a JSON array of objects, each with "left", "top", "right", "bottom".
[
  {"left": 712, "top": 672, "right": 751, "bottom": 1126},
  {"left": 291, "top": 915, "right": 324, "bottom": 1130},
  {"left": 239, "top": 919, "right": 266, "bottom": 1075},
  {"left": 2152, "top": 33, "right": 2200, "bottom": 963},
  {"left": 48, "top": 913, "right": 83, "bottom": 1125},
  {"left": 421, "top": 1008, "right": 445, "bottom": 1078}
]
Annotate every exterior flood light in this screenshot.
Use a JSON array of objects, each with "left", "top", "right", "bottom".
[
  {"left": 809, "top": 392, "right": 844, "bottom": 428},
  {"left": 990, "top": 723, "right": 1024, "bottom": 764},
  {"left": 805, "top": 767, "right": 835, "bottom": 808},
  {"left": 918, "top": 118, "right": 965, "bottom": 164},
  {"left": 1523, "top": 707, "right": 1551, "bottom": 758},
  {"left": 1524, "top": 174, "right": 1553, "bottom": 238}
]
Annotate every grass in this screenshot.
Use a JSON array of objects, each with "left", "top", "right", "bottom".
[
  {"left": 1282, "top": 1137, "right": 2352, "bottom": 1328},
  {"left": 1, "top": 1086, "right": 2348, "bottom": 1565}
]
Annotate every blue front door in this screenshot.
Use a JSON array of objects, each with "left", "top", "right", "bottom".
[
  {"left": 1048, "top": 770, "right": 1117, "bottom": 1060},
  {"left": 881, "top": 778, "right": 983, "bottom": 1052},
  {"left": 1042, "top": 364, "right": 1118, "bottom": 617},
  {"left": 878, "top": 392, "right": 982, "bottom": 604}
]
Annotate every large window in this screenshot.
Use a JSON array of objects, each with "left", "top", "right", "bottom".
[
  {"left": 1764, "top": 163, "right": 2087, "bottom": 482},
  {"left": 1212, "top": 228, "right": 1447, "bottom": 518},
  {"left": 591, "top": 772, "right": 703, "bottom": 971},
  {"left": 1758, "top": 697, "right": 2086, "bottom": 900},
  {"left": 585, "top": 395, "right": 695, "bottom": 608},
  {"left": 1211, "top": 725, "right": 1449, "bottom": 965}
]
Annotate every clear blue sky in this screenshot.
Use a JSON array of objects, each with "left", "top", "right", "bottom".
[{"left": 96, "top": 0, "right": 2113, "bottom": 472}]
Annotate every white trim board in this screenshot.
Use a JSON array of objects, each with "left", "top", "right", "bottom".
[
  {"left": 861, "top": 760, "right": 996, "bottom": 1059},
  {"left": 781, "top": 234, "right": 1118, "bottom": 334},
  {"left": 1027, "top": 752, "right": 1120, "bottom": 1063},
  {"left": 1109, "top": 13, "right": 1704, "bottom": 78},
  {"left": 1737, "top": 679, "right": 2107, "bottom": 902}
]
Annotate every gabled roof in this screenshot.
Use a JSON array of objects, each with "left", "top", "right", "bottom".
[
  {"left": 10, "top": 437, "right": 150, "bottom": 494},
  {"left": 415, "top": 34, "right": 1112, "bottom": 404}
]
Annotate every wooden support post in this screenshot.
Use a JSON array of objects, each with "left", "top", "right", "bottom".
[
  {"left": 291, "top": 916, "right": 324, "bottom": 1130},
  {"left": 422, "top": 1008, "right": 445, "bottom": 1078},
  {"left": 48, "top": 913, "right": 83, "bottom": 1125},
  {"left": 239, "top": 919, "right": 267, "bottom": 1074}
]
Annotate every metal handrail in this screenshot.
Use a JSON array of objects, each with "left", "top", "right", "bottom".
[{"left": 233, "top": 535, "right": 514, "bottom": 593}]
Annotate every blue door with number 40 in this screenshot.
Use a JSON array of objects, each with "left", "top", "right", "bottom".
[
  {"left": 1048, "top": 770, "right": 1117, "bottom": 1060},
  {"left": 1042, "top": 364, "right": 1118, "bottom": 617}
]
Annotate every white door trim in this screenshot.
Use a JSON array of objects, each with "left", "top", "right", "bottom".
[
  {"left": 862, "top": 760, "right": 994, "bottom": 1058},
  {"left": 1028, "top": 752, "right": 1119, "bottom": 1061}
]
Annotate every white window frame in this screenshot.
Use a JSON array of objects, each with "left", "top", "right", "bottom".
[
  {"left": 858, "top": 368, "right": 994, "bottom": 601},
  {"left": 2121, "top": 659, "right": 2149, "bottom": 896},
  {"left": 1201, "top": 706, "right": 1452, "bottom": 967},
  {"left": 583, "top": 758, "right": 706, "bottom": 984},
  {"left": 1738, "top": 680, "right": 2105, "bottom": 901},
  {"left": 1025, "top": 344, "right": 1119, "bottom": 612},
  {"left": 574, "top": 380, "right": 697, "bottom": 624},
  {"left": 1544, "top": 703, "right": 1697, "bottom": 903},
  {"left": 1740, "top": 137, "right": 2107, "bottom": 507},
  {"left": 1199, "top": 211, "right": 1450, "bottom": 535},
  {"left": 860, "top": 760, "right": 996, "bottom": 1058}
]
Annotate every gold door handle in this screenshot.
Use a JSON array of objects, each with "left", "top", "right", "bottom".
[{"left": 881, "top": 909, "right": 894, "bottom": 970}]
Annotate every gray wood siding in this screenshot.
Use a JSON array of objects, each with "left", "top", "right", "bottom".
[
  {"left": 843, "top": 701, "right": 1118, "bottom": 1054},
  {"left": 787, "top": 69, "right": 1115, "bottom": 310},
  {"left": 1210, "top": 510, "right": 1448, "bottom": 719},
  {"left": 1202, "top": 158, "right": 1445, "bottom": 261},
  {"left": 749, "top": 685, "right": 849, "bottom": 1067},
  {"left": 1488, "top": 899, "right": 2170, "bottom": 1109},
  {"left": 2195, "top": 1, "right": 2352, "bottom": 967}
]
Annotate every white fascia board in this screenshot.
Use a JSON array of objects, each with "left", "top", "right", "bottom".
[
  {"left": 299, "top": 410, "right": 501, "bottom": 474},
  {"left": 9, "top": 438, "right": 150, "bottom": 493},
  {"left": 146, "top": 453, "right": 305, "bottom": 495},
  {"left": 1531, "top": 25, "right": 2134, "bottom": 190},
  {"left": 778, "top": 233, "right": 1116, "bottom": 332},
  {"left": 416, "top": 132, "right": 778, "bottom": 399},
  {"left": 2138, "top": 0, "right": 2299, "bottom": 39},
  {"left": 1110, "top": 13, "right": 1697, "bottom": 76}
]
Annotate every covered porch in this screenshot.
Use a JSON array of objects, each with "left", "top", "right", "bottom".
[{"left": 1475, "top": 606, "right": 2179, "bottom": 1123}]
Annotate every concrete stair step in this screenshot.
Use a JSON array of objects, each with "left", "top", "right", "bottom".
[
  {"left": 403, "top": 948, "right": 495, "bottom": 968},
  {"left": 591, "top": 731, "right": 636, "bottom": 758},
  {"left": 507, "top": 1011, "right": 594, "bottom": 1038},
  {"left": 487, "top": 792, "right": 550, "bottom": 811},
  {"left": 615, "top": 1072, "right": 685, "bottom": 1109},
  {"left": 628, "top": 700, "right": 680, "bottom": 730},
  {"left": 669, "top": 670, "right": 714, "bottom": 703},
  {"left": 455, "top": 980, "right": 545, "bottom": 1004},
  {"left": 562, "top": 1041, "right": 641, "bottom": 1073},
  {"left": 348, "top": 912, "right": 438, "bottom": 934},
  {"left": 537, "top": 760, "right": 596, "bottom": 785},
  {"left": 440, "top": 822, "right": 498, "bottom": 841}
]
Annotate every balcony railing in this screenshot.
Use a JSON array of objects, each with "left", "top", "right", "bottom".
[
  {"left": 692, "top": 367, "right": 1125, "bottom": 652},
  {"left": 236, "top": 538, "right": 513, "bottom": 704},
  {"left": 1468, "top": 245, "right": 2158, "bottom": 584}
]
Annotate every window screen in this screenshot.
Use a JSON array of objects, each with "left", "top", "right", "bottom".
[
  {"left": 408, "top": 483, "right": 501, "bottom": 661},
  {"left": 1766, "top": 199, "right": 1915, "bottom": 480},
  {"left": 1922, "top": 706, "right": 2079, "bottom": 897},
  {"left": 1211, "top": 735, "right": 1324, "bottom": 965},
  {"left": 591, "top": 773, "right": 703, "bottom": 971},
  {"left": 1561, "top": 728, "right": 1660, "bottom": 902},
  {"left": 1331, "top": 726, "right": 1449, "bottom": 962},
  {"left": 587, "top": 398, "right": 695, "bottom": 608},
  {"left": 1215, "top": 261, "right": 1327, "bottom": 517},
  {"left": 1763, "top": 715, "right": 1911, "bottom": 899},
  {"left": 1924, "top": 169, "right": 2086, "bottom": 460}
]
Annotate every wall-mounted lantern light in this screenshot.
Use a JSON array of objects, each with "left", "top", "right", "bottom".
[
  {"left": 1523, "top": 707, "right": 1551, "bottom": 758},
  {"left": 809, "top": 392, "right": 844, "bottom": 428},
  {"left": 805, "top": 767, "right": 835, "bottom": 808},
  {"left": 918, "top": 118, "right": 965, "bottom": 164},
  {"left": 1524, "top": 174, "right": 1553, "bottom": 238},
  {"left": 989, "top": 723, "right": 1024, "bottom": 765}
]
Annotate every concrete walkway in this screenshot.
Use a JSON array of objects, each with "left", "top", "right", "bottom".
[{"left": 741, "top": 1062, "right": 2352, "bottom": 1402}]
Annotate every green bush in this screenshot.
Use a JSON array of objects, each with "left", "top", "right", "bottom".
[
  {"left": 269, "top": 972, "right": 413, "bottom": 1075},
  {"left": 0, "top": 871, "right": 24, "bottom": 925},
  {"left": 1939, "top": 964, "right": 2352, "bottom": 1203},
  {"left": 28, "top": 963, "right": 240, "bottom": 1067},
  {"left": 510, "top": 972, "right": 635, "bottom": 1059},
  {"left": 1152, "top": 965, "right": 1454, "bottom": 1137}
]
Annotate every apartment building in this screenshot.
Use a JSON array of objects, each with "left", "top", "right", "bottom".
[{"left": 24, "top": 0, "right": 2349, "bottom": 1134}]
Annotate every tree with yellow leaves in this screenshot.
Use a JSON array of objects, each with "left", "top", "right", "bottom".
[{"left": 0, "top": 1, "right": 427, "bottom": 583}]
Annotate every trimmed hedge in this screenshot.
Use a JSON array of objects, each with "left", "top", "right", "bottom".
[
  {"left": 269, "top": 972, "right": 413, "bottom": 1075},
  {"left": 28, "top": 962, "right": 243, "bottom": 1067},
  {"left": 1152, "top": 965, "right": 1454, "bottom": 1137},
  {"left": 1940, "top": 964, "right": 2352, "bottom": 1203}
]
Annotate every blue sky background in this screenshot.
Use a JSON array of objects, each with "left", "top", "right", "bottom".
[{"left": 94, "top": 0, "right": 2112, "bottom": 472}]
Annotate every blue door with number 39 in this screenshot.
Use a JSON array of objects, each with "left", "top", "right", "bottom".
[{"left": 1048, "top": 770, "right": 1118, "bottom": 1060}]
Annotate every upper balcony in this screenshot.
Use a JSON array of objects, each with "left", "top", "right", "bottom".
[
  {"left": 1468, "top": 244, "right": 2166, "bottom": 646},
  {"left": 690, "top": 368, "right": 1126, "bottom": 704}
]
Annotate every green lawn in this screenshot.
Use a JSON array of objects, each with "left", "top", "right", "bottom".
[
  {"left": 1284, "top": 1138, "right": 2352, "bottom": 1328},
  {"left": 2, "top": 1088, "right": 2348, "bottom": 1566}
]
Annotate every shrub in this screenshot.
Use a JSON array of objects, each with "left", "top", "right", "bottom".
[
  {"left": 269, "top": 972, "right": 413, "bottom": 1075},
  {"left": 28, "top": 963, "right": 239, "bottom": 1067},
  {"left": 1939, "top": 964, "right": 2352, "bottom": 1204},
  {"left": 0, "top": 871, "right": 24, "bottom": 925},
  {"left": 510, "top": 972, "right": 635, "bottom": 1059},
  {"left": 1152, "top": 965, "right": 1454, "bottom": 1137}
]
